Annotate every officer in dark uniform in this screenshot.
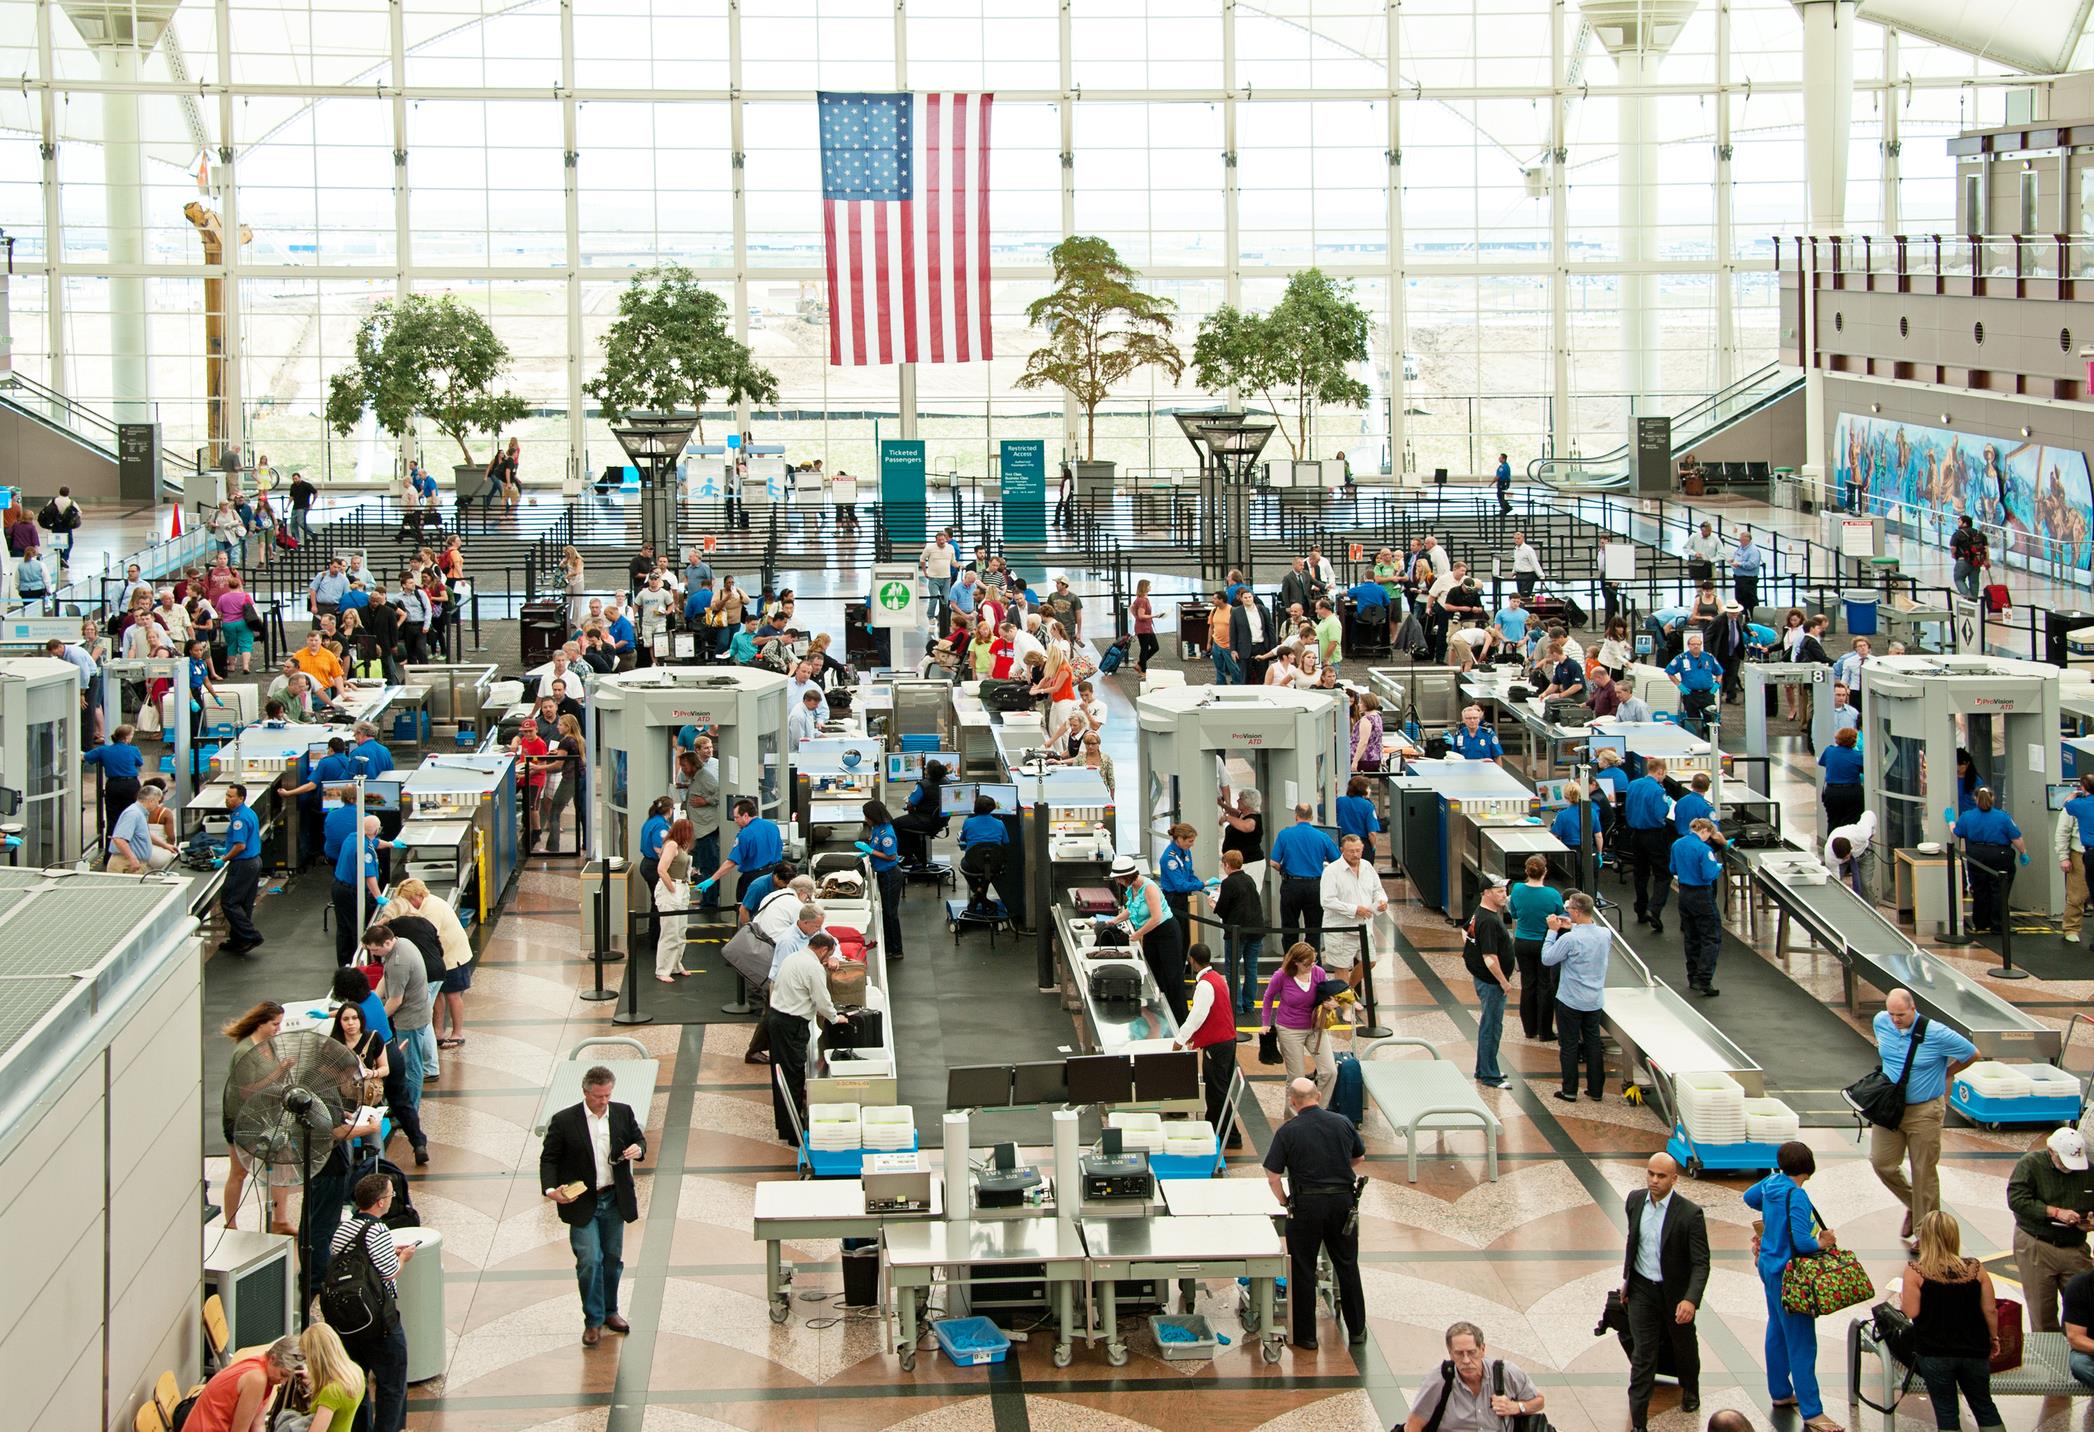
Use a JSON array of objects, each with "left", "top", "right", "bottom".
[{"left": 1263, "top": 1076, "right": 1367, "bottom": 1349}]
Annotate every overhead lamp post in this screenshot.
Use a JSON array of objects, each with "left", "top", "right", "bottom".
[
  {"left": 610, "top": 412, "right": 699, "bottom": 558},
  {"left": 1195, "top": 418, "right": 1275, "bottom": 584}
]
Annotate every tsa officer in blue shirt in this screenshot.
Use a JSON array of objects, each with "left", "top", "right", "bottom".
[
  {"left": 1270, "top": 804, "right": 1341, "bottom": 949},
  {"left": 1623, "top": 756, "right": 1676, "bottom": 934},
  {"left": 350, "top": 721, "right": 395, "bottom": 778},
  {"left": 1157, "top": 821, "right": 1205, "bottom": 929},
  {"left": 638, "top": 795, "right": 674, "bottom": 900},
  {"left": 1448, "top": 704, "right": 1503, "bottom": 762},
  {"left": 700, "top": 796, "right": 784, "bottom": 907},
  {"left": 217, "top": 783, "right": 266, "bottom": 954},
  {"left": 321, "top": 786, "right": 362, "bottom": 865},
  {"left": 333, "top": 813, "right": 388, "bottom": 967},
  {"left": 1336, "top": 776, "right": 1382, "bottom": 864},
  {"left": 1669, "top": 817, "right": 1728, "bottom": 997},
  {"left": 1671, "top": 771, "right": 1714, "bottom": 835},
  {"left": 1869, "top": 988, "right": 1979, "bottom": 1237},
  {"left": 859, "top": 798, "right": 906, "bottom": 961},
  {"left": 1665, "top": 631, "right": 1723, "bottom": 732},
  {"left": 1550, "top": 781, "right": 1603, "bottom": 866},
  {"left": 1952, "top": 787, "right": 2026, "bottom": 934},
  {"left": 83, "top": 724, "right": 146, "bottom": 842},
  {"left": 959, "top": 796, "right": 1009, "bottom": 853},
  {"left": 2054, "top": 773, "right": 2094, "bottom": 942},
  {"left": 1817, "top": 725, "right": 1865, "bottom": 831}
]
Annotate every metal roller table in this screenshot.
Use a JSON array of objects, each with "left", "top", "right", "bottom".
[
  {"left": 884, "top": 1215, "right": 1084, "bottom": 1370},
  {"left": 534, "top": 1036, "right": 659, "bottom": 1135},
  {"left": 1599, "top": 933, "right": 1766, "bottom": 1096},
  {"left": 1053, "top": 902, "right": 1182, "bottom": 1054},
  {"left": 1741, "top": 851, "right": 2060, "bottom": 1061},
  {"left": 1080, "top": 1213, "right": 1288, "bottom": 1365},
  {"left": 751, "top": 1176, "right": 945, "bottom": 1324}
]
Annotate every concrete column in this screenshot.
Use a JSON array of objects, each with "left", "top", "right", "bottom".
[
  {"left": 560, "top": 0, "right": 583, "bottom": 489},
  {"left": 35, "top": 0, "right": 66, "bottom": 396},
  {"left": 1550, "top": 2, "right": 1571, "bottom": 459},
  {"left": 1616, "top": 47, "right": 1662, "bottom": 413},
  {"left": 1880, "top": 28, "right": 1902, "bottom": 236},
  {"left": 99, "top": 43, "right": 149, "bottom": 424},
  {"left": 1714, "top": 0, "right": 1736, "bottom": 389},
  {"left": 1797, "top": 0, "right": 1857, "bottom": 234},
  {"left": 1386, "top": 0, "right": 1408, "bottom": 476}
]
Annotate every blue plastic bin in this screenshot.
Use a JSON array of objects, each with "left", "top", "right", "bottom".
[
  {"left": 1842, "top": 595, "right": 1879, "bottom": 636},
  {"left": 932, "top": 1316, "right": 1011, "bottom": 1367}
]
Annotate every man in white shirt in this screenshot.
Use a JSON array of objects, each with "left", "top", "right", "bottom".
[
  {"left": 529, "top": 650, "right": 588, "bottom": 695},
  {"left": 766, "top": 930, "right": 850, "bottom": 1141},
  {"left": 766, "top": 901, "right": 827, "bottom": 982},
  {"left": 1421, "top": 536, "right": 1452, "bottom": 579},
  {"left": 787, "top": 688, "right": 825, "bottom": 747},
  {"left": 1615, "top": 678, "right": 1654, "bottom": 725},
  {"left": 1684, "top": 521, "right": 1724, "bottom": 581},
  {"left": 1318, "top": 833, "right": 1387, "bottom": 991},
  {"left": 1427, "top": 560, "right": 1465, "bottom": 606},
  {"left": 1511, "top": 533, "right": 1544, "bottom": 597},
  {"left": 785, "top": 659, "right": 823, "bottom": 712},
  {"left": 1832, "top": 637, "right": 1871, "bottom": 693},
  {"left": 1008, "top": 618, "right": 1046, "bottom": 670},
  {"left": 1826, "top": 809, "right": 1877, "bottom": 895},
  {"left": 538, "top": 1068, "right": 644, "bottom": 1345}
]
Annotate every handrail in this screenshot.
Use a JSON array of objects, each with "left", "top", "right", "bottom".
[
  {"left": 0, "top": 372, "right": 202, "bottom": 478},
  {"left": 1776, "top": 231, "right": 2094, "bottom": 284},
  {"left": 1527, "top": 362, "right": 1800, "bottom": 484}
]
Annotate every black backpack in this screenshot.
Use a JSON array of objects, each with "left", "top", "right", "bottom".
[
  {"left": 352, "top": 1153, "right": 421, "bottom": 1229},
  {"left": 317, "top": 1217, "right": 397, "bottom": 1339}
]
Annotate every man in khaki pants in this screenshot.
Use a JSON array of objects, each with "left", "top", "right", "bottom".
[
  {"left": 1868, "top": 989, "right": 1977, "bottom": 1245},
  {"left": 2056, "top": 773, "right": 2094, "bottom": 941},
  {"left": 2008, "top": 1127, "right": 2094, "bottom": 1331}
]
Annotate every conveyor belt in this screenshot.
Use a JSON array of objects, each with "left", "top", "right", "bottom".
[
  {"left": 1637, "top": 925, "right": 1874, "bottom": 1122},
  {"left": 1598, "top": 926, "right": 1766, "bottom": 1097},
  {"left": 1743, "top": 853, "right": 2061, "bottom": 1062}
]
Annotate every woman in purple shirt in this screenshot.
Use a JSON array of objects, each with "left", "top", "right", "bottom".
[
  {"left": 1261, "top": 940, "right": 1336, "bottom": 1102},
  {"left": 1352, "top": 693, "right": 1386, "bottom": 773}
]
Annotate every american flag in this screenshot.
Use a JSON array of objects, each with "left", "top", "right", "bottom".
[{"left": 818, "top": 91, "right": 994, "bottom": 368}]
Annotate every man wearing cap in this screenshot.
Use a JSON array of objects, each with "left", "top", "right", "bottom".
[
  {"left": 1045, "top": 576, "right": 1083, "bottom": 640},
  {"left": 2008, "top": 1126, "right": 2094, "bottom": 1331}
]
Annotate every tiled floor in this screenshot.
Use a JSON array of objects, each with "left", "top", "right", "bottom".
[{"left": 171, "top": 482, "right": 2094, "bottom": 1430}]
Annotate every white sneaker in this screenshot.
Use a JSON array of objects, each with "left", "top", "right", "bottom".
[{"left": 2067, "top": 932, "right": 2081, "bottom": 944}]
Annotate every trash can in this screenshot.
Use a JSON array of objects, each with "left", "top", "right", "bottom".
[
  {"left": 1178, "top": 602, "right": 1210, "bottom": 659},
  {"left": 841, "top": 1244, "right": 880, "bottom": 1308},
  {"left": 395, "top": 1225, "right": 446, "bottom": 1382},
  {"left": 519, "top": 600, "right": 566, "bottom": 667},
  {"left": 1843, "top": 594, "right": 1879, "bottom": 636}
]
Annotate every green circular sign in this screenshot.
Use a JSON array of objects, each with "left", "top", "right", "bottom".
[{"left": 877, "top": 581, "right": 914, "bottom": 612}]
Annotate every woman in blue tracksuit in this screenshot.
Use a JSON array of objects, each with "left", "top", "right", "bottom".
[
  {"left": 1743, "top": 1142, "right": 1839, "bottom": 1429},
  {"left": 861, "top": 799, "right": 904, "bottom": 961}
]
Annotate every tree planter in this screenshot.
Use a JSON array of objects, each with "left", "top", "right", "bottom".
[{"left": 1072, "top": 459, "right": 1117, "bottom": 499}]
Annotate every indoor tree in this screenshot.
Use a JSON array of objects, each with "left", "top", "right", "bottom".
[
  {"left": 585, "top": 263, "right": 779, "bottom": 439},
  {"left": 1191, "top": 268, "right": 1372, "bottom": 461},
  {"left": 324, "top": 292, "right": 530, "bottom": 469},
  {"left": 1016, "top": 236, "right": 1184, "bottom": 464}
]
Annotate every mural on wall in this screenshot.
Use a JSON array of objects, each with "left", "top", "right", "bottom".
[{"left": 1832, "top": 412, "right": 2094, "bottom": 573}]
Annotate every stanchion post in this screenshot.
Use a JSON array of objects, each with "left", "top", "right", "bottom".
[
  {"left": 581, "top": 856, "right": 621, "bottom": 1003},
  {"left": 1355, "top": 920, "right": 1391, "bottom": 1039},
  {"left": 1937, "top": 841, "right": 1976, "bottom": 947},
  {"left": 1983, "top": 855, "right": 2030, "bottom": 980},
  {"left": 612, "top": 906, "right": 654, "bottom": 1025}
]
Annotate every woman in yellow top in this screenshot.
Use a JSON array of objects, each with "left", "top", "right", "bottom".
[
  {"left": 387, "top": 878, "right": 475, "bottom": 1051},
  {"left": 300, "top": 1321, "right": 365, "bottom": 1431}
]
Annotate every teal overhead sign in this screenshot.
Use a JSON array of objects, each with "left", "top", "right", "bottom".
[
  {"left": 880, "top": 439, "right": 927, "bottom": 544},
  {"left": 1000, "top": 439, "right": 1046, "bottom": 544}
]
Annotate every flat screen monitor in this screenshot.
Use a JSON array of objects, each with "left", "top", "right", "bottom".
[
  {"left": 885, "top": 750, "right": 960, "bottom": 783},
  {"left": 977, "top": 783, "right": 1020, "bottom": 813},
  {"left": 1132, "top": 1050, "right": 1200, "bottom": 1103},
  {"left": 307, "top": 741, "right": 337, "bottom": 762},
  {"left": 938, "top": 782, "right": 978, "bottom": 816},
  {"left": 2050, "top": 782, "right": 2079, "bottom": 812},
  {"left": 945, "top": 1064, "right": 1013, "bottom": 1110},
  {"left": 1065, "top": 1054, "right": 1134, "bottom": 1105},
  {"left": 360, "top": 778, "right": 404, "bottom": 813},
  {"left": 1011, "top": 1060, "right": 1069, "bottom": 1107}
]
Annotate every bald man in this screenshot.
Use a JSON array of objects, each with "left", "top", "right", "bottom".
[
  {"left": 1870, "top": 988, "right": 1977, "bottom": 1242},
  {"left": 1263, "top": 1077, "right": 1367, "bottom": 1349},
  {"left": 1622, "top": 1152, "right": 1709, "bottom": 1431}
]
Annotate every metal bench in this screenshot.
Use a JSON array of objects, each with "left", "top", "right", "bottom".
[
  {"left": 1356, "top": 1036, "right": 1502, "bottom": 1183},
  {"left": 533, "top": 1035, "right": 659, "bottom": 1136},
  {"left": 1847, "top": 1315, "right": 2088, "bottom": 1431}
]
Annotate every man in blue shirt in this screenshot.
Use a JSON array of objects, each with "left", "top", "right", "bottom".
[
  {"left": 338, "top": 579, "right": 371, "bottom": 616},
  {"left": 684, "top": 548, "right": 714, "bottom": 591},
  {"left": 334, "top": 813, "right": 388, "bottom": 967},
  {"left": 1346, "top": 578, "right": 1387, "bottom": 614},
  {"left": 1494, "top": 452, "right": 1513, "bottom": 515},
  {"left": 107, "top": 783, "right": 173, "bottom": 872},
  {"left": 1952, "top": 787, "right": 2026, "bottom": 935},
  {"left": 1336, "top": 778, "right": 1381, "bottom": 863},
  {"left": 1870, "top": 988, "right": 1979, "bottom": 1241},
  {"left": 1669, "top": 817, "right": 1728, "bottom": 997},
  {"left": 739, "top": 861, "right": 797, "bottom": 921},
  {"left": 1156, "top": 822, "right": 1205, "bottom": 929},
  {"left": 959, "top": 800, "right": 1009, "bottom": 852},
  {"left": 683, "top": 581, "right": 714, "bottom": 628},
  {"left": 2055, "top": 773, "right": 2094, "bottom": 943},
  {"left": 309, "top": 557, "right": 349, "bottom": 616},
  {"left": 605, "top": 602, "right": 637, "bottom": 670},
  {"left": 1644, "top": 605, "right": 1691, "bottom": 659},
  {"left": 1623, "top": 756, "right": 1675, "bottom": 934},
  {"left": 84, "top": 724, "right": 146, "bottom": 841},
  {"left": 1270, "top": 804, "right": 1340, "bottom": 950},
  {"left": 1666, "top": 632, "right": 1723, "bottom": 734},
  {"left": 1828, "top": 682, "right": 1861, "bottom": 734},
  {"left": 1492, "top": 596, "right": 1530, "bottom": 655},
  {"left": 1731, "top": 532, "right": 1766, "bottom": 618},
  {"left": 701, "top": 797, "right": 783, "bottom": 905},
  {"left": 947, "top": 570, "right": 980, "bottom": 620},
  {"left": 1671, "top": 772, "right": 1714, "bottom": 835},
  {"left": 218, "top": 783, "right": 266, "bottom": 954},
  {"left": 351, "top": 722, "right": 395, "bottom": 778},
  {"left": 1541, "top": 892, "right": 1610, "bottom": 1102},
  {"left": 1448, "top": 705, "right": 1503, "bottom": 762},
  {"left": 321, "top": 788, "right": 362, "bottom": 866}
]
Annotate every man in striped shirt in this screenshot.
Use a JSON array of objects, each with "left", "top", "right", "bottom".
[{"left": 331, "top": 1172, "right": 416, "bottom": 1432}]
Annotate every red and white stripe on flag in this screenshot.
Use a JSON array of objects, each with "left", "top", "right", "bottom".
[{"left": 823, "top": 92, "right": 993, "bottom": 368}]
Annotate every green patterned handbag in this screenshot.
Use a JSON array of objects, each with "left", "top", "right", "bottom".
[{"left": 1781, "top": 1247, "right": 1876, "bottom": 1318}]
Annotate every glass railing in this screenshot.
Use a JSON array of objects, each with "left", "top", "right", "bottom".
[
  {"left": 1526, "top": 362, "right": 1803, "bottom": 485},
  {"left": 0, "top": 373, "right": 198, "bottom": 486},
  {"left": 1782, "top": 232, "right": 2094, "bottom": 285}
]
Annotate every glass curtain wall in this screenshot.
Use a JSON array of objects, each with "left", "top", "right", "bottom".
[{"left": 0, "top": 0, "right": 2031, "bottom": 482}]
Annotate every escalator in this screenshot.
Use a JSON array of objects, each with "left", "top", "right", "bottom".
[
  {"left": 1528, "top": 362, "right": 1805, "bottom": 491},
  {"left": 0, "top": 372, "right": 197, "bottom": 498}
]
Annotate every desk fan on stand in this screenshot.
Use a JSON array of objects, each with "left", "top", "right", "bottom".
[{"left": 228, "top": 1030, "right": 360, "bottom": 1324}]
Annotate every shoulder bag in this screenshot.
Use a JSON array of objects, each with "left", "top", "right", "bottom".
[
  {"left": 1780, "top": 1222, "right": 1876, "bottom": 1319},
  {"left": 1843, "top": 1015, "right": 1929, "bottom": 1130}
]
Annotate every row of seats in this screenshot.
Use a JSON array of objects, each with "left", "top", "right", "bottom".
[{"left": 133, "top": 1295, "right": 229, "bottom": 1432}]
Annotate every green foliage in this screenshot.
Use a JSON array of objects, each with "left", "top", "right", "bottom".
[
  {"left": 1191, "top": 268, "right": 1372, "bottom": 460},
  {"left": 324, "top": 293, "right": 531, "bottom": 466},
  {"left": 584, "top": 264, "right": 780, "bottom": 441},
  {"left": 1015, "top": 236, "right": 1184, "bottom": 461}
]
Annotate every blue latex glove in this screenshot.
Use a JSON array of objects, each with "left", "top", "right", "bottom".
[
  {"left": 1944, "top": 806, "right": 1957, "bottom": 827},
  {"left": 390, "top": 839, "right": 410, "bottom": 850},
  {"left": 211, "top": 856, "right": 225, "bottom": 869},
  {"left": 2019, "top": 851, "right": 2032, "bottom": 867},
  {"left": 852, "top": 841, "right": 876, "bottom": 856},
  {"left": 697, "top": 877, "right": 717, "bottom": 893},
  {"left": 375, "top": 894, "right": 389, "bottom": 907}
]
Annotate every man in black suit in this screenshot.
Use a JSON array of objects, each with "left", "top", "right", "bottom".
[
  {"left": 539, "top": 1066, "right": 647, "bottom": 1346},
  {"left": 1229, "top": 588, "right": 1274, "bottom": 686},
  {"left": 1622, "top": 1151, "right": 1709, "bottom": 1431}
]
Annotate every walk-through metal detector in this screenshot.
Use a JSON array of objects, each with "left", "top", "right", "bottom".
[
  {"left": 1738, "top": 660, "right": 1834, "bottom": 759},
  {"left": 98, "top": 656, "right": 200, "bottom": 808},
  {"left": 588, "top": 666, "right": 792, "bottom": 874},
  {"left": 1133, "top": 685, "right": 1345, "bottom": 882},
  {"left": 1859, "top": 654, "right": 2061, "bottom": 914},
  {"left": 0, "top": 657, "right": 85, "bottom": 867}
]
